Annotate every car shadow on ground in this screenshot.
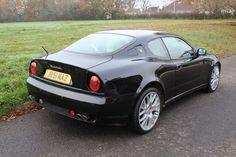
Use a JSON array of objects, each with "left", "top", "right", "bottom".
[{"left": 42, "top": 89, "right": 208, "bottom": 140}]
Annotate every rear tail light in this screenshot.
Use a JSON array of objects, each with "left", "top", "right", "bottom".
[
  {"left": 29, "top": 62, "right": 37, "bottom": 75},
  {"left": 69, "top": 110, "right": 75, "bottom": 117},
  {"left": 89, "top": 76, "right": 101, "bottom": 92}
]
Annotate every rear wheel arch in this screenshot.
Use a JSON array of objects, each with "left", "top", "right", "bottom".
[
  {"left": 135, "top": 81, "right": 165, "bottom": 108},
  {"left": 141, "top": 81, "right": 165, "bottom": 100},
  {"left": 129, "top": 81, "right": 165, "bottom": 118},
  {"left": 216, "top": 62, "right": 221, "bottom": 71}
]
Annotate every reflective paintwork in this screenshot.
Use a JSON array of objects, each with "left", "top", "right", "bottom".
[{"left": 27, "top": 30, "right": 221, "bottom": 125}]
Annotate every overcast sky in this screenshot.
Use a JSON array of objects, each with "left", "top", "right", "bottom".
[{"left": 136, "top": 0, "right": 174, "bottom": 8}]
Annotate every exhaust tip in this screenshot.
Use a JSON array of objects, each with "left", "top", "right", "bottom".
[{"left": 39, "top": 99, "right": 44, "bottom": 104}]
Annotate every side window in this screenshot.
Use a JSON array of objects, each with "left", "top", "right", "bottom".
[
  {"left": 135, "top": 46, "right": 145, "bottom": 55},
  {"left": 162, "top": 37, "right": 193, "bottom": 59},
  {"left": 148, "top": 38, "right": 169, "bottom": 59},
  {"left": 127, "top": 45, "right": 146, "bottom": 57}
]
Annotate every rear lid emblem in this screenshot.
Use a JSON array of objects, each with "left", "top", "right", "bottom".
[{"left": 49, "top": 65, "right": 63, "bottom": 70}]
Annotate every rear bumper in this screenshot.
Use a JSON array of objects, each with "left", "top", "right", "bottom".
[{"left": 27, "top": 77, "right": 136, "bottom": 125}]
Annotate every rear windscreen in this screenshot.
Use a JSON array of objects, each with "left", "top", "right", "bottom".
[{"left": 65, "top": 33, "right": 135, "bottom": 55}]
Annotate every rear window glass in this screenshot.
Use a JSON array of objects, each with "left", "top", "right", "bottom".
[
  {"left": 148, "top": 38, "right": 169, "bottom": 59},
  {"left": 65, "top": 33, "right": 135, "bottom": 54}
]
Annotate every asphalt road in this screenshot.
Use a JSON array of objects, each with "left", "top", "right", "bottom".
[{"left": 1, "top": 56, "right": 236, "bottom": 157}]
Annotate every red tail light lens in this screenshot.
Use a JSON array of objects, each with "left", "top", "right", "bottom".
[
  {"left": 69, "top": 110, "right": 75, "bottom": 117},
  {"left": 89, "top": 76, "right": 101, "bottom": 92},
  {"left": 30, "top": 62, "right": 37, "bottom": 75}
]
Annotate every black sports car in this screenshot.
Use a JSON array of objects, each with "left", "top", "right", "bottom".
[{"left": 27, "top": 30, "right": 221, "bottom": 134}]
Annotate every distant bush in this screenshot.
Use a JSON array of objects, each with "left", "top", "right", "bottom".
[
  {"left": 0, "top": 12, "right": 234, "bottom": 22},
  {"left": 114, "top": 13, "right": 236, "bottom": 20}
]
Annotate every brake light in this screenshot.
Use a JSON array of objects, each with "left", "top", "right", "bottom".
[
  {"left": 89, "top": 76, "right": 101, "bottom": 92},
  {"left": 69, "top": 110, "right": 75, "bottom": 117},
  {"left": 29, "top": 62, "right": 37, "bottom": 75}
]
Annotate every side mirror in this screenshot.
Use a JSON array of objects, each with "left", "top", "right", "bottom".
[{"left": 197, "top": 48, "right": 207, "bottom": 57}]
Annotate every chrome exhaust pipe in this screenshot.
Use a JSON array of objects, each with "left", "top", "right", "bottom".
[
  {"left": 76, "top": 113, "right": 96, "bottom": 123},
  {"left": 39, "top": 99, "right": 44, "bottom": 104}
]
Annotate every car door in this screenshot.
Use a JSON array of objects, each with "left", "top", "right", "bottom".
[
  {"left": 147, "top": 38, "right": 177, "bottom": 100},
  {"left": 162, "top": 37, "right": 206, "bottom": 96}
]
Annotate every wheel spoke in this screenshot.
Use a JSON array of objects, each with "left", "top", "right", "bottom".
[
  {"left": 151, "top": 115, "right": 157, "bottom": 125},
  {"left": 145, "top": 117, "right": 150, "bottom": 128},
  {"left": 141, "top": 116, "right": 148, "bottom": 128},
  {"left": 140, "top": 103, "right": 145, "bottom": 110},
  {"left": 151, "top": 93, "right": 157, "bottom": 103},
  {"left": 152, "top": 96, "right": 159, "bottom": 107},
  {"left": 140, "top": 114, "right": 147, "bottom": 122},
  {"left": 139, "top": 110, "right": 145, "bottom": 117},
  {"left": 146, "top": 96, "right": 150, "bottom": 105},
  {"left": 141, "top": 101, "right": 148, "bottom": 110}
]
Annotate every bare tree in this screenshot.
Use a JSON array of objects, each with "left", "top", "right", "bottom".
[
  {"left": 100, "top": 0, "right": 128, "bottom": 18},
  {"left": 139, "top": 0, "right": 151, "bottom": 11},
  {"left": 224, "top": 0, "right": 236, "bottom": 10},
  {"left": 114, "top": 0, "right": 126, "bottom": 9},
  {"left": 183, "top": 0, "right": 236, "bottom": 14},
  {"left": 127, "top": 0, "right": 137, "bottom": 8},
  {"left": 0, "top": 0, "right": 235, "bottom": 22}
]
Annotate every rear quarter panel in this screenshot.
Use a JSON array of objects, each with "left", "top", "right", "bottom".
[{"left": 89, "top": 57, "right": 175, "bottom": 102}]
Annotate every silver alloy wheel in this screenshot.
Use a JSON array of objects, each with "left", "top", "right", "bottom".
[
  {"left": 210, "top": 65, "right": 220, "bottom": 91},
  {"left": 138, "top": 91, "right": 161, "bottom": 131}
]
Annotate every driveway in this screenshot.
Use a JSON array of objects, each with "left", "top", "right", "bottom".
[{"left": 1, "top": 56, "right": 236, "bottom": 157}]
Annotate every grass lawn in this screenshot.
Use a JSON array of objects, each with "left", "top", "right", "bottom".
[{"left": 0, "top": 19, "right": 236, "bottom": 116}]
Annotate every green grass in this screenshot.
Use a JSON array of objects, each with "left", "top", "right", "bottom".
[{"left": 0, "top": 19, "right": 236, "bottom": 115}]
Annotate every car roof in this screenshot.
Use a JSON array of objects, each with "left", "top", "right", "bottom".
[{"left": 96, "top": 30, "right": 173, "bottom": 38}]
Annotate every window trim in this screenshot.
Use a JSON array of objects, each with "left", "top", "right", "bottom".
[
  {"left": 161, "top": 36, "right": 195, "bottom": 60},
  {"left": 147, "top": 37, "right": 171, "bottom": 60}
]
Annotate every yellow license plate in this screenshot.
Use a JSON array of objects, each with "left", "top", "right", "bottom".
[{"left": 44, "top": 69, "right": 72, "bottom": 85}]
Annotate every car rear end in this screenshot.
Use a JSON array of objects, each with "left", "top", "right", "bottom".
[
  {"left": 27, "top": 33, "right": 138, "bottom": 125},
  {"left": 27, "top": 58, "right": 108, "bottom": 122}
]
